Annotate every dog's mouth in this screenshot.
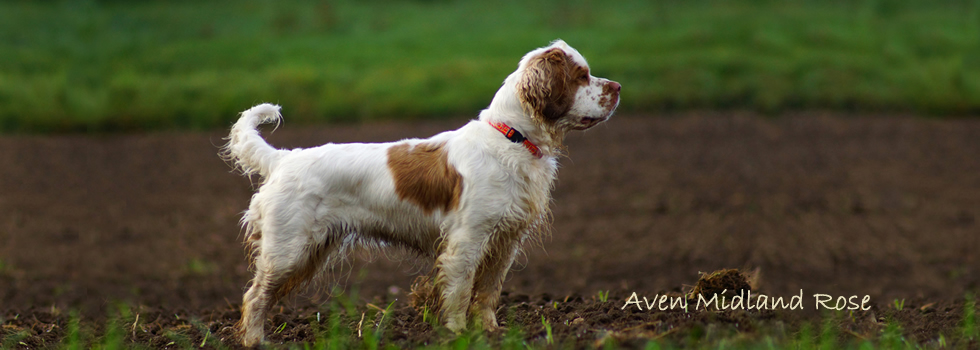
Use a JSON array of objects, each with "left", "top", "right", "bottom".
[{"left": 574, "top": 117, "right": 607, "bottom": 130}]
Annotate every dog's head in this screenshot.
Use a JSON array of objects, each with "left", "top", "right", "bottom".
[{"left": 516, "top": 40, "right": 620, "bottom": 131}]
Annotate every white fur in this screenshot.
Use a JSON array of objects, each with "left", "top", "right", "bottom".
[{"left": 223, "top": 39, "right": 620, "bottom": 346}]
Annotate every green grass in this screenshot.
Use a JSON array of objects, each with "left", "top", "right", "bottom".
[
  {"left": 597, "top": 290, "right": 610, "bottom": 303},
  {"left": 541, "top": 315, "right": 554, "bottom": 345},
  {"left": 3, "top": 0, "right": 980, "bottom": 132},
  {"left": 6, "top": 295, "right": 977, "bottom": 349}
]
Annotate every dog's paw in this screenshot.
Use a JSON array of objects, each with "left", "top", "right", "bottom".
[
  {"left": 239, "top": 333, "right": 267, "bottom": 348},
  {"left": 444, "top": 316, "right": 467, "bottom": 333}
]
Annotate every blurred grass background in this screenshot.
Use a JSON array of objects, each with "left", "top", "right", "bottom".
[{"left": 2, "top": 0, "right": 980, "bottom": 132}]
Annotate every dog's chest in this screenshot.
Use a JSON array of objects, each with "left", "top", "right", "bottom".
[{"left": 512, "top": 159, "right": 557, "bottom": 219}]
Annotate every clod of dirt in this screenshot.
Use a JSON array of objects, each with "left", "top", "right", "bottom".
[{"left": 686, "top": 268, "right": 754, "bottom": 301}]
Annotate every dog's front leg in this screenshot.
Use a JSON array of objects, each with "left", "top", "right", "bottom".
[
  {"left": 433, "top": 226, "right": 487, "bottom": 332},
  {"left": 470, "top": 232, "right": 521, "bottom": 330}
]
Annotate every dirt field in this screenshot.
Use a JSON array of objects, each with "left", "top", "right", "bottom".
[{"left": 1, "top": 112, "right": 979, "bottom": 347}]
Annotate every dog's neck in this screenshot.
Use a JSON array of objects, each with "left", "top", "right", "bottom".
[{"left": 479, "top": 84, "right": 566, "bottom": 157}]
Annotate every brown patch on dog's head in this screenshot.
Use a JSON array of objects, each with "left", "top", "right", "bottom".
[
  {"left": 599, "top": 81, "right": 620, "bottom": 110},
  {"left": 387, "top": 142, "right": 463, "bottom": 214},
  {"left": 517, "top": 48, "right": 590, "bottom": 123}
]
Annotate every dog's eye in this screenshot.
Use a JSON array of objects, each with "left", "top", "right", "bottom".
[{"left": 579, "top": 74, "right": 589, "bottom": 81}]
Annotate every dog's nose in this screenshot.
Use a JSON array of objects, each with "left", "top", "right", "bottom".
[{"left": 608, "top": 81, "right": 621, "bottom": 92}]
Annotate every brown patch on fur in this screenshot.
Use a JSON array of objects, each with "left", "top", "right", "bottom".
[
  {"left": 599, "top": 81, "right": 619, "bottom": 109},
  {"left": 518, "top": 48, "right": 590, "bottom": 123},
  {"left": 387, "top": 142, "right": 463, "bottom": 214},
  {"left": 244, "top": 231, "right": 262, "bottom": 260}
]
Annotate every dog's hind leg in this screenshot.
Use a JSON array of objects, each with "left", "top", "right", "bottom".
[
  {"left": 239, "top": 206, "right": 337, "bottom": 346},
  {"left": 239, "top": 257, "right": 284, "bottom": 347}
]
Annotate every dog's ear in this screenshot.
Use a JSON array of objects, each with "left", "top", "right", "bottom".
[{"left": 518, "top": 48, "right": 572, "bottom": 122}]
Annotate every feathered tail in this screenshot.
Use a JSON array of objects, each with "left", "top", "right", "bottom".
[{"left": 222, "top": 103, "right": 287, "bottom": 178}]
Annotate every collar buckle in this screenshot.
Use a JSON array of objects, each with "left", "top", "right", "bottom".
[{"left": 489, "top": 121, "right": 542, "bottom": 158}]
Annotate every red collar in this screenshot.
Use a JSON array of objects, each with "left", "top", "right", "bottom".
[{"left": 488, "top": 121, "right": 542, "bottom": 158}]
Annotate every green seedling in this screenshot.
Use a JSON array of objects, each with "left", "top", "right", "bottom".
[{"left": 541, "top": 316, "right": 553, "bottom": 345}]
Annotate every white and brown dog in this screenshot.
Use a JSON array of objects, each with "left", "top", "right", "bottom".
[{"left": 223, "top": 39, "right": 619, "bottom": 346}]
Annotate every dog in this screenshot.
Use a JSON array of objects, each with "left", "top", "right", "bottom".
[{"left": 223, "top": 39, "right": 620, "bottom": 346}]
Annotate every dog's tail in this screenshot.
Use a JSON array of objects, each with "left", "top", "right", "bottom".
[{"left": 222, "top": 103, "right": 287, "bottom": 179}]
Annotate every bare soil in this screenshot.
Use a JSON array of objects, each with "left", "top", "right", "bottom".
[{"left": 1, "top": 112, "right": 979, "bottom": 347}]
